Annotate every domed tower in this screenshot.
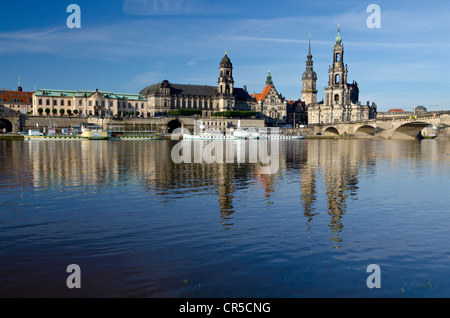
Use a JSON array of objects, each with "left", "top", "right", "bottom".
[
  {"left": 218, "top": 51, "right": 234, "bottom": 95},
  {"left": 216, "top": 51, "right": 235, "bottom": 111},
  {"left": 301, "top": 34, "right": 317, "bottom": 105}
]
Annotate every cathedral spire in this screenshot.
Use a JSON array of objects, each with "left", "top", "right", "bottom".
[{"left": 306, "top": 34, "right": 313, "bottom": 70}]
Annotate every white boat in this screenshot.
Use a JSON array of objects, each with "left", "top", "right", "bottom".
[
  {"left": 182, "top": 119, "right": 305, "bottom": 140},
  {"left": 183, "top": 129, "right": 235, "bottom": 140},
  {"left": 260, "top": 134, "right": 305, "bottom": 140}
]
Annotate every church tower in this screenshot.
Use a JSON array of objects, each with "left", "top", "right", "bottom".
[
  {"left": 217, "top": 52, "right": 235, "bottom": 111},
  {"left": 301, "top": 34, "right": 317, "bottom": 105},
  {"left": 324, "top": 25, "right": 348, "bottom": 108},
  {"left": 218, "top": 52, "right": 234, "bottom": 95}
]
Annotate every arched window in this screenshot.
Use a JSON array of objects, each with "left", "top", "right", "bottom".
[
  {"left": 334, "top": 94, "right": 340, "bottom": 102},
  {"left": 336, "top": 53, "right": 340, "bottom": 62},
  {"left": 335, "top": 74, "right": 340, "bottom": 85}
]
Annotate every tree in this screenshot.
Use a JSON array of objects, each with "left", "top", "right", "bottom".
[
  {"left": 123, "top": 111, "right": 128, "bottom": 117},
  {"left": 67, "top": 109, "right": 72, "bottom": 116},
  {"left": 60, "top": 109, "right": 65, "bottom": 116},
  {"left": 38, "top": 108, "right": 43, "bottom": 116},
  {"left": 73, "top": 109, "right": 79, "bottom": 116},
  {"left": 52, "top": 108, "right": 57, "bottom": 116},
  {"left": 45, "top": 108, "right": 51, "bottom": 116},
  {"left": 135, "top": 111, "right": 140, "bottom": 117},
  {"left": 129, "top": 111, "right": 134, "bottom": 117}
]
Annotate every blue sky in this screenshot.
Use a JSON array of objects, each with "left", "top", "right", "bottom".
[{"left": 1, "top": 0, "right": 450, "bottom": 111}]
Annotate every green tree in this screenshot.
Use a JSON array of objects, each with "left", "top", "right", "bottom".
[
  {"left": 67, "top": 109, "right": 72, "bottom": 116},
  {"left": 52, "top": 108, "right": 57, "bottom": 116},
  {"left": 135, "top": 111, "right": 140, "bottom": 117},
  {"left": 123, "top": 111, "right": 128, "bottom": 117},
  {"left": 37, "top": 108, "right": 43, "bottom": 115},
  {"left": 59, "top": 109, "right": 65, "bottom": 116},
  {"left": 45, "top": 108, "right": 51, "bottom": 116},
  {"left": 73, "top": 109, "right": 79, "bottom": 116}
]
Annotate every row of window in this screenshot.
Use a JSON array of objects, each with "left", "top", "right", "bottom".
[
  {"left": 37, "top": 98, "right": 146, "bottom": 109},
  {"left": 0, "top": 98, "right": 25, "bottom": 103},
  {"left": 169, "top": 99, "right": 214, "bottom": 109}
]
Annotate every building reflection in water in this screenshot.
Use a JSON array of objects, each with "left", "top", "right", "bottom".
[
  {"left": 307, "top": 140, "right": 376, "bottom": 250},
  {"left": 4, "top": 138, "right": 446, "bottom": 250}
]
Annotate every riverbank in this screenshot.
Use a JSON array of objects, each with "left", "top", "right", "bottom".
[{"left": 0, "top": 134, "right": 23, "bottom": 140}]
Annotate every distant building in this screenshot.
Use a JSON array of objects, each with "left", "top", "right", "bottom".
[
  {"left": 32, "top": 88, "right": 147, "bottom": 117},
  {"left": 414, "top": 105, "right": 427, "bottom": 114},
  {"left": 251, "top": 70, "right": 288, "bottom": 126},
  {"left": 306, "top": 26, "right": 377, "bottom": 125},
  {"left": 0, "top": 78, "right": 33, "bottom": 115},
  {"left": 387, "top": 109, "right": 405, "bottom": 113}
]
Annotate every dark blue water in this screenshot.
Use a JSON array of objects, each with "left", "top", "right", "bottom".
[{"left": 0, "top": 139, "right": 449, "bottom": 297}]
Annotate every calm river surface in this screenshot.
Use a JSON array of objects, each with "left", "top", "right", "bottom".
[{"left": 0, "top": 138, "right": 449, "bottom": 298}]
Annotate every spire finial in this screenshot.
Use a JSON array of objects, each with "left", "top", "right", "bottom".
[
  {"left": 335, "top": 24, "right": 342, "bottom": 45},
  {"left": 17, "top": 76, "right": 22, "bottom": 92},
  {"left": 309, "top": 33, "right": 311, "bottom": 54},
  {"left": 225, "top": 51, "right": 227, "bottom": 56}
]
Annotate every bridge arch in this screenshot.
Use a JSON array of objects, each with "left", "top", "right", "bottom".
[
  {"left": 167, "top": 119, "right": 182, "bottom": 133},
  {"left": 355, "top": 125, "right": 376, "bottom": 137},
  {"left": 323, "top": 126, "right": 340, "bottom": 136},
  {"left": 391, "top": 121, "right": 430, "bottom": 140},
  {"left": 0, "top": 118, "right": 13, "bottom": 132}
]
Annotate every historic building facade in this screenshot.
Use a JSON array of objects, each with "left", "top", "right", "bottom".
[
  {"left": 306, "top": 27, "right": 377, "bottom": 125},
  {"left": 32, "top": 88, "right": 147, "bottom": 117},
  {"left": 251, "top": 70, "right": 288, "bottom": 126},
  {"left": 140, "top": 52, "right": 255, "bottom": 118},
  {"left": 0, "top": 78, "right": 33, "bottom": 115}
]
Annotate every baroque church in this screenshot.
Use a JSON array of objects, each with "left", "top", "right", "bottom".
[{"left": 305, "top": 26, "right": 377, "bottom": 124}]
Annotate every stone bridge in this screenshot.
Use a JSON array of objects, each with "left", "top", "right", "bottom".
[
  {"left": 313, "top": 113, "right": 450, "bottom": 140},
  {"left": 0, "top": 115, "right": 23, "bottom": 133}
]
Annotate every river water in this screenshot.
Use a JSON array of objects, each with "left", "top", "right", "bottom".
[{"left": 0, "top": 138, "right": 449, "bottom": 298}]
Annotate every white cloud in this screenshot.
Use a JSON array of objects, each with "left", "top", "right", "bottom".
[{"left": 122, "top": 0, "right": 231, "bottom": 16}]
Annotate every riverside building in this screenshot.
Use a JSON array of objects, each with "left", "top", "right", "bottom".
[{"left": 32, "top": 88, "right": 147, "bottom": 117}]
